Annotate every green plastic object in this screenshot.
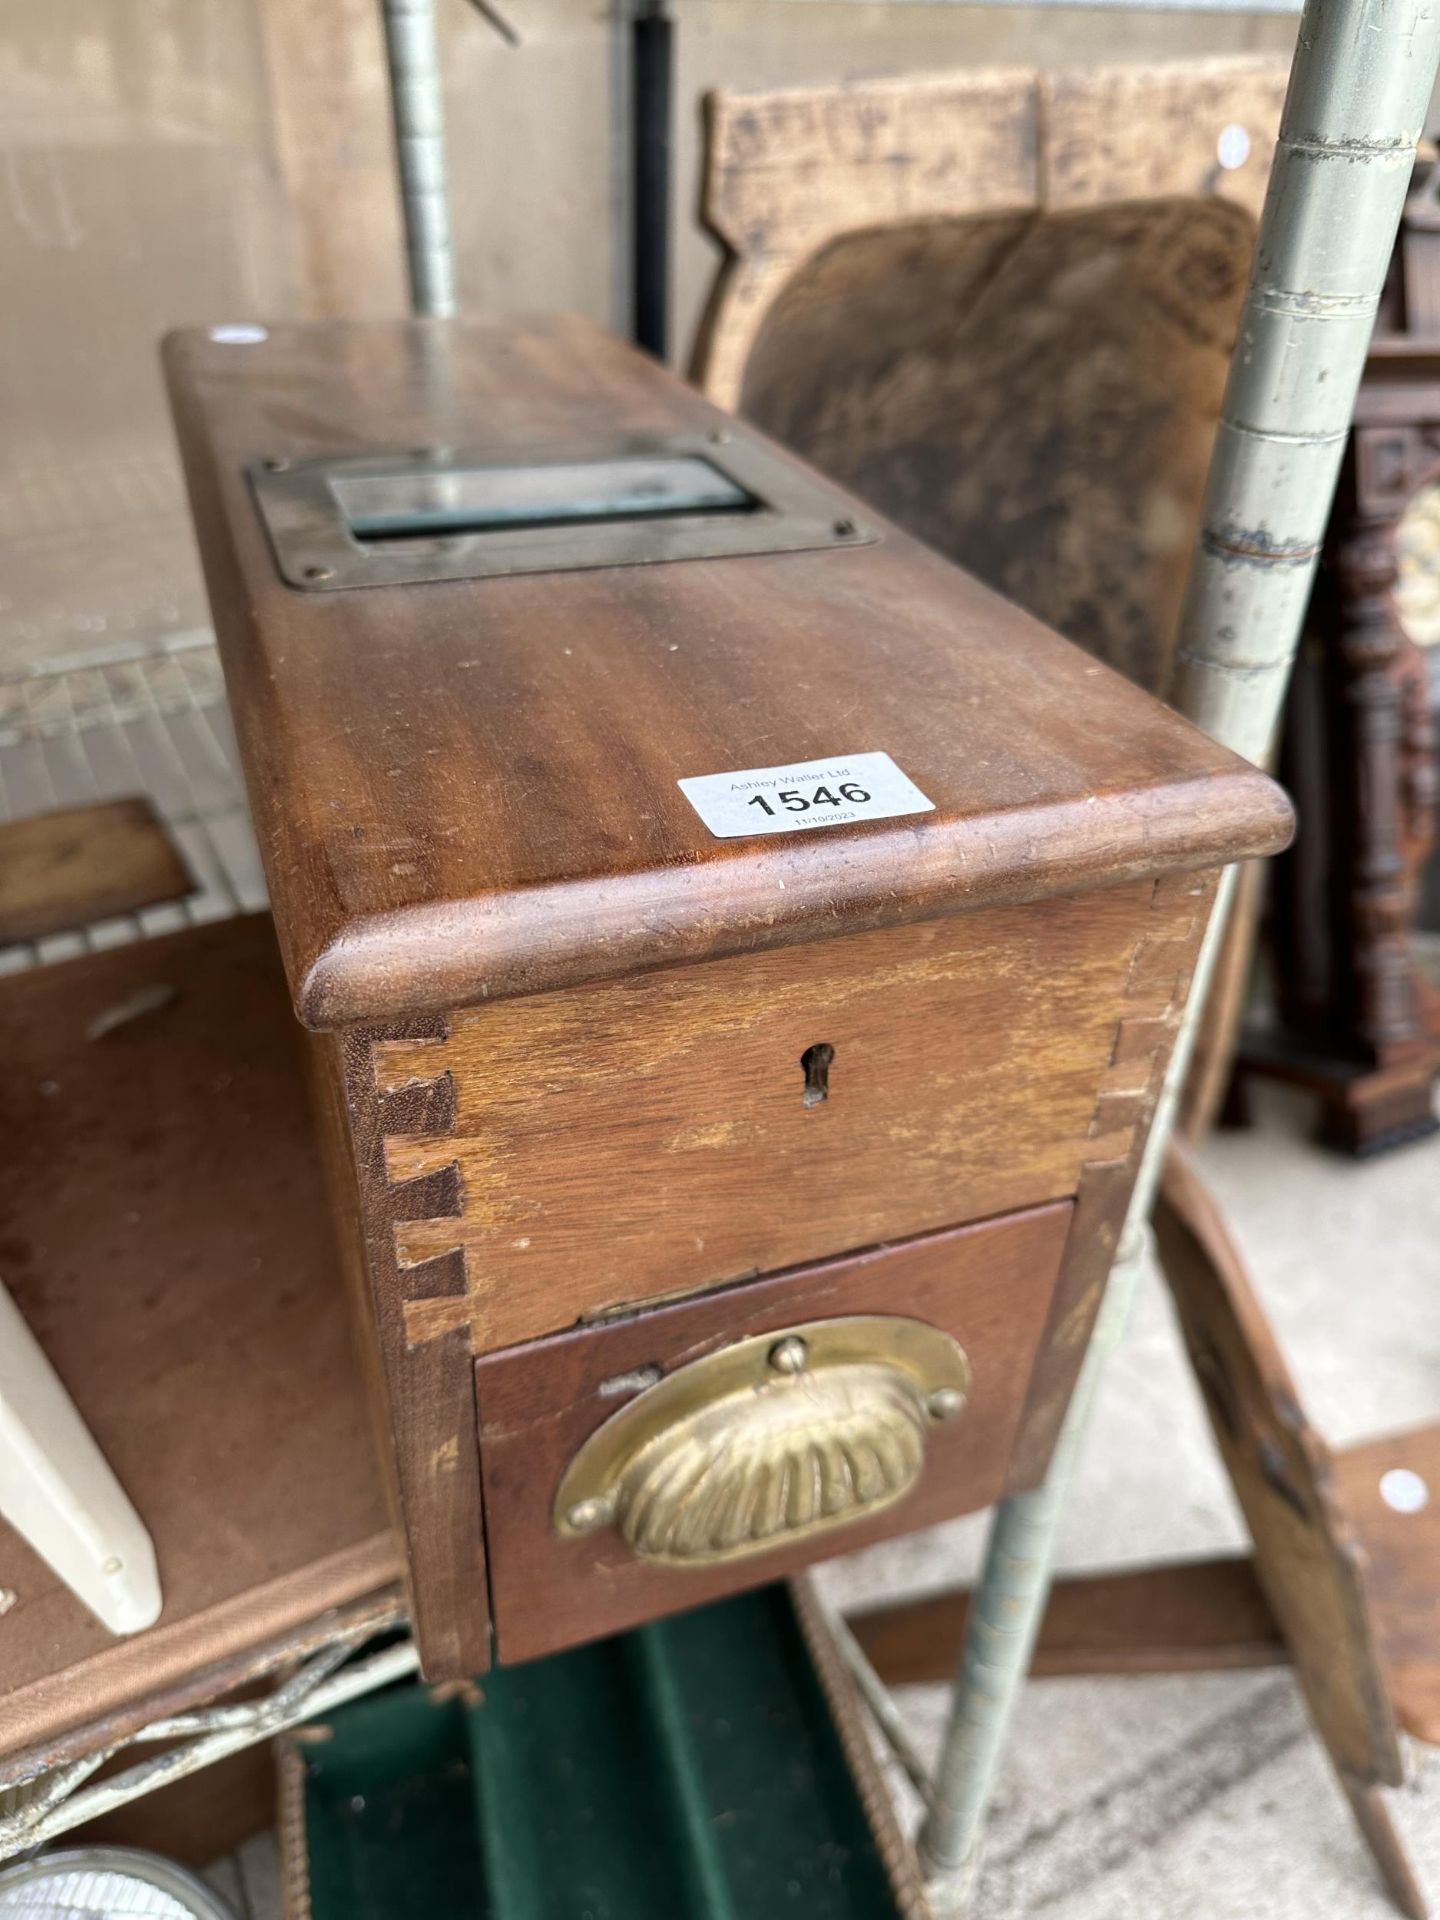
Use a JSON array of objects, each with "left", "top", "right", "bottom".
[{"left": 293, "top": 1586, "right": 904, "bottom": 1919}]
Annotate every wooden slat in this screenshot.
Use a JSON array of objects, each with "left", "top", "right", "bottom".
[
  {"left": 848, "top": 1557, "right": 1287, "bottom": 1686},
  {"left": 0, "top": 798, "right": 190, "bottom": 945},
  {"left": 1154, "top": 1141, "right": 1405, "bottom": 1787}
]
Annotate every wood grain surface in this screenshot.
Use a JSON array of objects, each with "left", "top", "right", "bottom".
[
  {"left": 694, "top": 66, "right": 1286, "bottom": 696},
  {"left": 0, "top": 916, "right": 397, "bottom": 1761},
  {"left": 350, "top": 861, "right": 1213, "bottom": 1673},
  {"left": 372, "top": 879, "right": 1187, "bottom": 1357},
  {"left": 476, "top": 1202, "right": 1072, "bottom": 1663},
  {"left": 164, "top": 316, "right": 1288, "bottom": 1678},
  {"left": 729, "top": 197, "right": 1256, "bottom": 698},
  {"left": 1154, "top": 1140, "right": 1404, "bottom": 1788},
  {"left": 0, "top": 798, "right": 191, "bottom": 945},
  {"left": 694, "top": 59, "right": 1285, "bottom": 421},
  {"left": 310, "top": 1022, "right": 492, "bottom": 1680},
  {"left": 165, "top": 316, "right": 1290, "bottom": 1029}
]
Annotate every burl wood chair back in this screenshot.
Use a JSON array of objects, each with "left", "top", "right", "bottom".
[{"left": 692, "top": 58, "right": 1287, "bottom": 695}]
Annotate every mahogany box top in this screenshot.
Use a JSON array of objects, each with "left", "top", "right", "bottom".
[{"left": 164, "top": 315, "right": 1291, "bottom": 1030}]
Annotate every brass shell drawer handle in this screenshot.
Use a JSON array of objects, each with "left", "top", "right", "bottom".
[{"left": 554, "top": 1315, "right": 970, "bottom": 1568}]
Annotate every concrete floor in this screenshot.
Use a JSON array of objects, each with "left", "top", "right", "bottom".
[{"left": 199, "top": 1082, "right": 1440, "bottom": 1919}]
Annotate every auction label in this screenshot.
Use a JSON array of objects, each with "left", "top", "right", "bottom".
[{"left": 678, "top": 752, "right": 934, "bottom": 839}]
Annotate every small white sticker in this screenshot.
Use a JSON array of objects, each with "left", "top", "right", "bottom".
[
  {"left": 1216, "top": 123, "right": 1251, "bottom": 171},
  {"left": 209, "top": 323, "right": 269, "bottom": 345},
  {"left": 1380, "top": 1468, "right": 1429, "bottom": 1515},
  {"left": 678, "top": 751, "right": 934, "bottom": 840}
]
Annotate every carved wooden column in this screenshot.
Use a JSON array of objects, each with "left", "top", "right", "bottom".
[
  {"left": 1335, "top": 487, "right": 1427, "bottom": 1054},
  {"left": 1250, "top": 364, "right": 1440, "bottom": 1153}
]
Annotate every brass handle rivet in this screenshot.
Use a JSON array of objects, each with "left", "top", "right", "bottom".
[
  {"left": 565, "top": 1497, "right": 611, "bottom": 1534},
  {"left": 768, "top": 1335, "right": 809, "bottom": 1376},
  {"left": 927, "top": 1387, "right": 966, "bottom": 1422}
]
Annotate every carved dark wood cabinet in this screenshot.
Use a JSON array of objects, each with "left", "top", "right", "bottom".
[
  {"left": 1255, "top": 341, "right": 1440, "bottom": 1153},
  {"left": 165, "top": 317, "right": 1290, "bottom": 1677}
]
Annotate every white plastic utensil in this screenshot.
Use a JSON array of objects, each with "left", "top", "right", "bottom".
[{"left": 0, "top": 1281, "right": 161, "bottom": 1634}]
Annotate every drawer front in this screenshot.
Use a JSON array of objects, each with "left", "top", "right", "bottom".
[
  {"left": 476, "top": 1199, "right": 1073, "bottom": 1664},
  {"left": 375, "top": 877, "right": 1198, "bottom": 1357}
]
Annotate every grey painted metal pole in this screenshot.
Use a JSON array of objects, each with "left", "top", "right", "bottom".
[
  {"left": 382, "top": 0, "right": 457, "bottom": 318},
  {"left": 917, "top": 871, "right": 1237, "bottom": 1911},
  {"left": 919, "top": 0, "right": 1440, "bottom": 1904}
]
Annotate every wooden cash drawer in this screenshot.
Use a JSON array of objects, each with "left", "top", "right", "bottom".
[
  {"left": 166, "top": 313, "right": 1291, "bottom": 1676},
  {"left": 476, "top": 1203, "right": 1073, "bottom": 1662}
]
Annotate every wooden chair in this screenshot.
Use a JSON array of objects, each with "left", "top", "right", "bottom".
[{"left": 691, "top": 58, "right": 1439, "bottom": 1913}]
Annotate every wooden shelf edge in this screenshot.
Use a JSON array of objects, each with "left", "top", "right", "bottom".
[{"left": 0, "top": 917, "right": 397, "bottom": 1771}]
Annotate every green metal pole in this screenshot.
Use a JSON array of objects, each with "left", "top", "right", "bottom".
[{"left": 919, "top": 0, "right": 1440, "bottom": 1904}]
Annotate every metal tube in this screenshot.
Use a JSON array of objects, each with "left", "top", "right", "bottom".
[
  {"left": 919, "top": 0, "right": 1440, "bottom": 1902},
  {"left": 632, "top": 0, "right": 673, "bottom": 357},
  {"left": 918, "top": 875, "right": 1237, "bottom": 1909},
  {"left": 813, "top": 1590, "right": 938, "bottom": 1810},
  {"left": 382, "top": 0, "right": 457, "bottom": 318},
  {"left": 0, "top": 1638, "right": 420, "bottom": 1856}
]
